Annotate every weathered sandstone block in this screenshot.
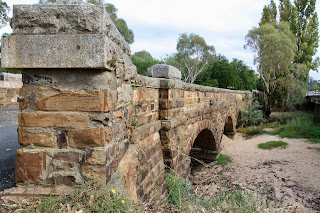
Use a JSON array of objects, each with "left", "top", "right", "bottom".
[
  {"left": 147, "top": 64, "right": 182, "bottom": 80},
  {"left": 18, "top": 112, "right": 89, "bottom": 128},
  {"left": 68, "top": 128, "right": 106, "bottom": 148},
  {"left": 16, "top": 149, "right": 47, "bottom": 184},
  {"left": 11, "top": 1, "right": 130, "bottom": 55},
  {"left": 36, "top": 88, "right": 104, "bottom": 111},
  {"left": 85, "top": 148, "right": 107, "bottom": 165},
  {"left": 1, "top": 34, "right": 114, "bottom": 69},
  {"left": 81, "top": 165, "right": 106, "bottom": 184},
  {"left": 18, "top": 128, "right": 55, "bottom": 147},
  {"left": 11, "top": 3, "right": 105, "bottom": 35}
]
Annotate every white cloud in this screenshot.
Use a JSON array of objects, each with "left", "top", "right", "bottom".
[
  {"left": 131, "top": 35, "right": 177, "bottom": 59},
  {"left": 1, "top": 0, "right": 320, "bottom": 79}
]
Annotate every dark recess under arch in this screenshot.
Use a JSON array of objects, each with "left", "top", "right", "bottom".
[{"left": 190, "top": 128, "right": 218, "bottom": 170}]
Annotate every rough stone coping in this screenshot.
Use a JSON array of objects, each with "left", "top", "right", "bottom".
[
  {"left": 11, "top": 2, "right": 130, "bottom": 55},
  {"left": 147, "top": 64, "right": 182, "bottom": 80},
  {"left": 133, "top": 74, "right": 251, "bottom": 94},
  {"left": 1, "top": 34, "right": 114, "bottom": 69}
]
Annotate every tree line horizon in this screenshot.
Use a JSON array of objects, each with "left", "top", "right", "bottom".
[{"left": 0, "top": 0, "right": 319, "bottom": 118}]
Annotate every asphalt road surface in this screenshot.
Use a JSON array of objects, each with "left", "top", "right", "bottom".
[{"left": 0, "top": 108, "right": 20, "bottom": 191}]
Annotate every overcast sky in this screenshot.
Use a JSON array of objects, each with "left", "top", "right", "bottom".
[{"left": 2, "top": 0, "right": 320, "bottom": 79}]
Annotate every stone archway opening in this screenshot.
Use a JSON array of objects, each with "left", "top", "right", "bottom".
[
  {"left": 189, "top": 129, "right": 217, "bottom": 171},
  {"left": 224, "top": 116, "right": 235, "bottom": 137}
]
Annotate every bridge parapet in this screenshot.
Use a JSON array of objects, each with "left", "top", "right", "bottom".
[{"left": 2, "top": 1, "right": 252, "bottom": 201}]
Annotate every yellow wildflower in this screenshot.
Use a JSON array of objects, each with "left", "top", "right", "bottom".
[
  {"left": 122, "top": 200, "right": 125, "bottom": 204},
  {"left": 111, "top": 190, "right": 116, "bottom": 193}
]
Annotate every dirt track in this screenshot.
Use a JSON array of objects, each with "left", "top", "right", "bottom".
[{"left": 190, "top": 133, "right": 320, "bottom": 212}]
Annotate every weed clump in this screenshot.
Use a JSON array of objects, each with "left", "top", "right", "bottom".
[
  {"left": 165, "top": 171, "right": 197, "bottom": 211},
  {"left": 13, "top": 180, "right": 137, "bottom": 212},
  {"left": 216, "top": 154, "right": 232, "bottom": 165}
]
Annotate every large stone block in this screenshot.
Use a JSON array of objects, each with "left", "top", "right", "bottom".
[
  {"left": 16, "top": 149, "right": 47, "bottom": 185},
  {"left": 35, "top": 87, "right": 105, "bottom": 112},
  {"left": 68, "top": 128, "right": 106, "bottom": 148},
  {"left": 18, "top": 128, "right": 55, "bottom": 147},
  {"left": 1, "top": 34, "right": 114, "bottom": 69},
  {"left": 81, "top": 165, "right": 106, "bottom": 184},
  {"left": 147, "top": 64, "right": 182, "bottom": 80},
  {"left": 11, "top": 3, "right": 105, "bottom": 35},
  {"left": 85, "top": 148, "right": 106, "bottom": 165},
  {"left": 18, "top": 111, "right": 89, "bottom": 128},
  {"left": 10, "top": 2, "right": 130, "bottom": 55}
]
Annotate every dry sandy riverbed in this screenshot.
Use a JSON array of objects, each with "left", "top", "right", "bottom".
[{"left": 190, "top": 133, "right": 320, "bottom": 212}]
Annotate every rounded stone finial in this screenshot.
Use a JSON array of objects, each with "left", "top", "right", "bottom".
[{"left": 147, "top": 64, "right": 182, "bottom": 80}]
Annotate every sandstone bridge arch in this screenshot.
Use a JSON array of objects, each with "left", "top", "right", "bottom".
[{"left": 2, "top": 1, "right": 252, "bottom": 202}]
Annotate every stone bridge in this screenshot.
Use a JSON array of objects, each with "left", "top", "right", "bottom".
[
  {"left": 306, "top": 91, "right": 320, "bottom": 116},
  {"left": 2, "top": 1, "right": 251, "bottom": 201}
]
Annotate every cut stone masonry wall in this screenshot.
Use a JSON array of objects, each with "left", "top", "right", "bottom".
[{"left": 2, "top": 0, "right": 251, "bottom": 201}]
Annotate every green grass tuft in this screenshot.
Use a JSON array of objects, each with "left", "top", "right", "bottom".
[
  {"left": 166, "top": 171, "right": 196, "bottom": 210},
  {"left": 216, "top": 154, "right": 232, "bottom": 165},
  {"left": 258, "top": 141, "right": 288, "bottom": 150},
  {"left": 308, "top": 138, "right": 320, "bottom": 143},
  {"left": 307, "top": 147, "right": 320, "bottom": 152},
  {"left": 262, "top": 113, "right": 320, "bottom": 142},
  {"left": 238, "top": 126, "right": 264, "bottom": 137}
]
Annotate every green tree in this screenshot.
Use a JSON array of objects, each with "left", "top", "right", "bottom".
[
  {"left": 230, "top": 59, "right": 257, "bottom": 90},
  {"left": 172, "top": 33, "right": 215, "bottom": 83},
  {"left": 245, "top": 22, "right": 296, "bottom": 118},
  {"left": 260, "top": 0, "right": 278, "bottom": 26},
  {"left": 0, "top": 0, "right": 9, "bottom": 28},
  {"left": 260, "top": 0, "right": 319, "bottom": 72},
  {"left": 292, "top": 0, "right": 319, "bottom": 71},
  {"left": 195, "top": 55, "right": 256, "bottom": 90},
  {"left": 132, "top": 51, "right": 162, "bottom": 76},
  {"left": 87, "top": 0, "right": 134, "bottom": 44}
]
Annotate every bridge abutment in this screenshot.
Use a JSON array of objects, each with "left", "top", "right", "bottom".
[{"left": 2, "top": 1, "right": 252, "bottom": 201}]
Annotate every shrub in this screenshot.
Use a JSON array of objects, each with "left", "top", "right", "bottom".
[{"left": 238, "top": 100, "right": 265, "bottom": 127}]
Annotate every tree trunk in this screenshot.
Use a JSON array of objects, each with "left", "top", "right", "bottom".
[{"left": 264, "top": 94, "right": 272, "bottom": 118}]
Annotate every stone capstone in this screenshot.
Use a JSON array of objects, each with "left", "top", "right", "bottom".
[
  {"left": 11, "top": 3, "right": 130, "bottom": 55},
  {"left": 2, "top": 34, "right": 114, "bottom": 69},
  {"left": 147, "top": 64, "right": 182, "bottom": 80}
]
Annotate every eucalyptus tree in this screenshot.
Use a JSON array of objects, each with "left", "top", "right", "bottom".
[
  {"left": 0, "top": 0, "right": 9, "bottom": 28},
  {"left": 174, "top": 33, "right": 215, "bottom": 84},
  {"left": 245, "top": 22, "right": 296, "bottom": 117},
  {"left": 260, "top": 0, "right": 319, "bottom": 72}
]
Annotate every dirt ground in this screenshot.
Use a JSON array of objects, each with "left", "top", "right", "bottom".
[{"left": 190, "top": 133, "right": 320, "bottom": 212}]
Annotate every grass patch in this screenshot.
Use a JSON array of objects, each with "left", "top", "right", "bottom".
[
  {"left": 307, "top": 147, "right": 320, "bottom": 152},
  {"left": 166, "top": 171, "right": 196, "bottom": 210},
  {"left": 12, "top": 180, "right": 139, "bottom": 212},
  {"left": 12, "top": 171, "right": 276, "bottom": 213},
  {"left": 216, "top": 154, "right": 232, "bottom": 165},
  {"left": 166, "top": 171, "right": 274, "bottom": 212},
  {"left": 263, "top": 113, "right": 320, "bottom": 142},
  {"left": 308, "top": 138, "right": 320, "bottom": 143},
  {"left": 258, "top": 141, "right": 288, "bottom": 150},
  {"left": 238, "top": 126, "right": 264, "bottom": 137},
  {"left": 201, "top": 185, "right": 275, "bottom": 213}
]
